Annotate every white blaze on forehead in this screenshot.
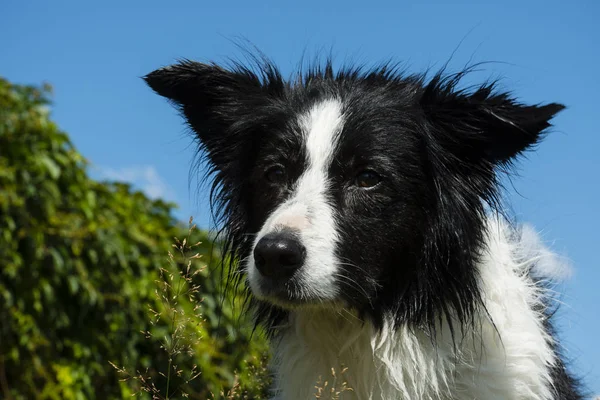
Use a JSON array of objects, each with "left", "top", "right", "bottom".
[
  {"left": 257, "top": 98, "right": 345, "bottom": 232},
  {"left": 301, "top": 99, "right": 345, "bottom": 170},
  {"left": 247, "top": 99, "right": 345, "bottom": 301}
]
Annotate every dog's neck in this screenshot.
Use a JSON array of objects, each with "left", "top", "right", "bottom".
[
  {"left": 271, "top": 309, "right": 449, "bottom": 400},
  {"left": 268, "top": 219, "right": 558, "bottom": 400}
]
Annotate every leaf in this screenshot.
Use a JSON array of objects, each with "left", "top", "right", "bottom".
[
  {"left": 39, "top": 155, "right": 61, "bottom": 179},
  {"left": 67, "top": 276, "right": 79, "bottom": 294},
  {"left": 49, "top": 248, "right": 64, "bottom": 272}
]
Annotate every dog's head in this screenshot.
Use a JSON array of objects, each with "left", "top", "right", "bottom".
[{"left": 145, "top": 60, "right": 563, "bottom": 327}]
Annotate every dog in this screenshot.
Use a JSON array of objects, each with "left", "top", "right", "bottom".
[{"left": 144, "top": 56, "right": 583, "bottom": 399}]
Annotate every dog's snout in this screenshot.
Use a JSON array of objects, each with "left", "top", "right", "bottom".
[{"left": 253, "top": 232, "right": 306, "bottom": 280}]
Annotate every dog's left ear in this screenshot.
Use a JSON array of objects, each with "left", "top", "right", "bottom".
[
  {"left": 421, "top": 74, "right": 565, "bottom": 164},
  {"left": 144, "top": 60, "right": 283, "bottom": 181}
]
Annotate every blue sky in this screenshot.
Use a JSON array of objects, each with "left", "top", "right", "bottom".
[{"left": 2, "top": 0, "right": 598, "bottom": 394}]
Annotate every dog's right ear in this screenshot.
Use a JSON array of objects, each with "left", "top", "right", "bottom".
[{"left": 144, "top": 60, "right": 283, "bottom": 170}]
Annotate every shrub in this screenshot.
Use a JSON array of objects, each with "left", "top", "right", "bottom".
[{"left": 0, "top": 77, "right": 270, "bottom": 399}]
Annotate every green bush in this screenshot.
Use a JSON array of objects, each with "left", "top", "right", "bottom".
[{"left": 0, "top": 77, "right": 270, "bottom": 399}]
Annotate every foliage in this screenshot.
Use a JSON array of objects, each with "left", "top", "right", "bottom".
[{"left": 0, "top": 77, "right": 270, "bottom": 399}]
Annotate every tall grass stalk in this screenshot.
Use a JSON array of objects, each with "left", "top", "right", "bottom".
[{"left": 110, "top": 217, "right": 204, "bottom": 399}]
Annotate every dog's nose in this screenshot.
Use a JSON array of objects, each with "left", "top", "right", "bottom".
[{"left": 253, "top": 232, "right": 306, "bottom": 279}]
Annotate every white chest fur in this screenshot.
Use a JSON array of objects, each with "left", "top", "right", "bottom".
[{"left": 269, "top": 219, "right": 562, "bottom": 400}]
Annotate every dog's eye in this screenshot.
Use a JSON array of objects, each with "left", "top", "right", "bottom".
[
  {"left": 265, "top": 165, "right": 286, "bottom": 184},
  {"left": 355, "top": 170, "right": 381, "bottom": 188}
]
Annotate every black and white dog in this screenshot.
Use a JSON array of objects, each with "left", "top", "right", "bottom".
[{"left": 145, "top": 56, "right": 582, "bottom": 399}]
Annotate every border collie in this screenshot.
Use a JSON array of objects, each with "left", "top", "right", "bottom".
[{"left": 144, "top": 56, "right": 583, "bottom": 399}]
